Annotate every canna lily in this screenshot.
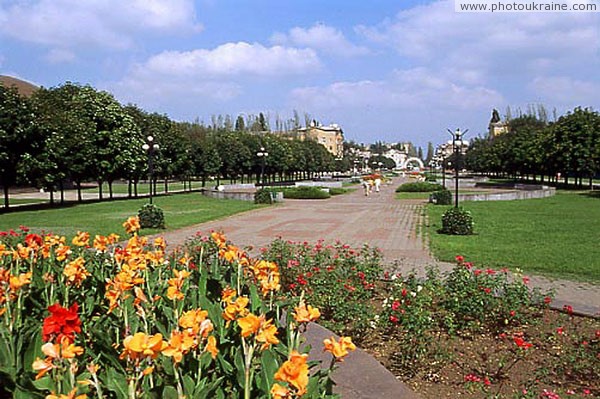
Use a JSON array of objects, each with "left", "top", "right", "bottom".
[
  {"left": 122, "top": 216, "right": 140, "bottom": 235},
  {"left": 166, "top": 269, "right": 191, "bottom": 301},
  {"left": 255, "top": 318, "right": 280, "bottom": 350},
  {"left": 222, "top": 296, "right": 249, "bottom": 321},
  {"left": 54, "top": 244, "right": 71, "bottom": 262},
  {"left": 42, "top": 303, "right": 82, "bottom": 344},
  {"left": 270, "top": 383, "right": 291, "bottom": 399},
  {"left": 46, "top": 387, "right": 87, "bottom": 399},
  {"left": 273, "top": 350, "right": 309, "bottom": 396},
  {"left": 120, "top": 332, "right": 167, "bottom": 361},
  {"left": 71, "top": 231, "right": 90, "bottom": 247},
  {"left": 179, "top": 309, "right": 213, "bottom": 337},
  {"left": 221, "top": 286, "right": 237, "bottom": 303},
  {"left": 238, "top": 313, "right": 262, "bottom": 337},
  {"left": 211, "top": 231, "right": 227, "bottom": 248},
  {"left": 205, "top": 335, "right": 219, "bottom": 359},
  {"left": 323, "top": 336, "right": 356, "bottom": 362},
  {"left": 63, "top": 257, "right": 90, "bottom": 287},
  {"left": 162, "top": 330, "right": 197, "bottom": 363},
  {"left": 292, "top": 302, "right": 321, "bottom": 323},
  {"left": 92, "top": 235, "right": 109, "bottom": 252}
]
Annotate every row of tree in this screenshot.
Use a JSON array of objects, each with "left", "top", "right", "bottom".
[
  {"left": 465, "top": 107, "right": 600, "bottom": 187},
  {"left": 0, "top": 82, "right": 338, "bottom": 208}
]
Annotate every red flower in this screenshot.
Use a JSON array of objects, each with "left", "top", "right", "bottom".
[
  {"left": 25, "top": 233, "right": 43, "bottom": 247},
  {"left": 19, "top": 225, "right": 30, "bottom": 232},
  {"left": 391, "top": 301, "right": 400, "bottom": 311},
  {"left": 357, "top": 271, "right": 365, "bottom": 280},
  {"left": 563, "top": 304, "right": 573, "bottom": 315},
  {"left": 474, "top": 269, "right": 483, "bottom": 276},
  {"left": 389, "top": 315, "right": 399, "bottom": 324},
  {"left": 401, "top": 288, "right": 407, "bottom": 297},
  {"left": 455, "top": 255, "right": 464, "bottom": 263},
  {"left": 485, "top": 268, "right": 495, "bottom": 275},
  {"left": 513, "top": 335, "right": 533, "bottom": 350},
  {"left": 544, "top": 296, "right": 552, "bottom": 305},
  {"left": 556, "top": 326, "right": 564, "bottom": 335},
  {"left": 522, "top": 276, "right": 530, "bottom": 285},
  {"left": 42, "top": 303, "right": 82, "bottom": 343}
]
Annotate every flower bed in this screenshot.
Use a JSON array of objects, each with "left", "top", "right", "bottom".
[
  {"left": 262, "top": 242, "right": 600, "bottom": 399},
  {"left": 0, "top": 221, "right": 355, "bottom": 399}
]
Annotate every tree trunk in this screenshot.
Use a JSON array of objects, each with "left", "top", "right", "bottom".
[
  {"left": 98, "top": 181, "right": 103, "bottom": 200},
  {"left": 164, "top": 178, "right": 168, "bottom": 194},
  {"left": 59, "top": 180, "right": 65, "bottom": 204},
  {"left": 50, "top": 189, "right": 54, "bottom": 205},
  {"left": 108, "top": 181, "right": 114, "bottom": 199},
  {"left": 3, "top": 185, "right": 9, "bottom": 208},
  {"left": 134, "top": 180, "right": 138, "bottom": 197},
  {"left": 77, "top": 181, "right": 82, "bottom": 202}
]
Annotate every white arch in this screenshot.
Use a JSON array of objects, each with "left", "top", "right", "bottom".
[{"left": 401, "top": 157, "right": 424, "bottom": 170}]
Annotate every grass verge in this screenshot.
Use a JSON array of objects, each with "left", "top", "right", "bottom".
[
  {"left": 0, "top": 193, "right": 261, "bottom": 237},
  {"left": 426, "top": 191, "right": 600, "bottom": 282}
]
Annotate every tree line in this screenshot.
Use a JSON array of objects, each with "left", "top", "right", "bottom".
[
  {"left": 465, "top": 107, "right": 600, "bottom": 188},
  {"left": 0, "top": 82, "right": 337, "bottom": 208}
]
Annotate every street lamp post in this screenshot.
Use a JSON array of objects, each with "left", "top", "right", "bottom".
[
  {"left": 447, "top": 128, "right": 467, "bottom": 208},
  {"left": 256, "top": 147, "right": 268, "bottom": 187},
  {"left": 142, "top": 135, "right": 159, "bottom": 204}
]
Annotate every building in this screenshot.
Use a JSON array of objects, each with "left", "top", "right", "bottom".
[
  {"left": 296, "top": 122, "right": 345, "bottom": 158},
  {"left": 488, "top": 109, "right": 509, "bottom": 137}
]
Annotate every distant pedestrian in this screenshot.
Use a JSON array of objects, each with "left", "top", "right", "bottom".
[
  {"left": 374, "top": 177, "right": 382, "bottom": 192},
  {"left": 362, "top": 179, "right": 371, "bottom": 196}
]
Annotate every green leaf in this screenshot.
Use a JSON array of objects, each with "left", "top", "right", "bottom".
[
  {"left": 32, "top": 375, "right": 54, "bottom": 392},
  {"left": 259, "top": 350, "right": 278, "bottom": 393},
  {"left": 162, "top": 385, "right": 179, "bottom": 399},
  {"left": 103, "top": 368, "right": 128, "bottom": 399}
]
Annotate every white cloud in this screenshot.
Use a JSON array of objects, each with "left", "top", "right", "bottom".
[
  {"left": 271, "top": 23, "right": 369, "bottom": 57},
  {"left": 529, "top": 76, "right": 600, "bottom": 107},
  {"left": 139, "top": 42, "right": 321, "bottom": 77},
  {"left": 357, "top": 0, "right": 600, "bottom": 79},
  {"left": 44, "top": 49, "right": 76, "bottom": 64},
  {"left": 0, "top": 0, "right": 202, "bottom": 50},
  {"left": 290, "top": 67, "right": 503, "bottom": 111}
]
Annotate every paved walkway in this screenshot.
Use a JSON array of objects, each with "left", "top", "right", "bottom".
[{"left": 147, "top": 178, "right": 599, "bottom": 398}]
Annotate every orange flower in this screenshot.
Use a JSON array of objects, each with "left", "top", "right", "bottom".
[
  {"left": 46, "top": 387, "right": 87, "bottom": 399},
  {"left": 120, "top": 332, "right": 167, "bottom": 361},
  {"left": 32, "top": 356, "right": 54, "bottom": 380},
  {"left": 179, "top": 309, "right": 213, "bottom": 337},
  {"left": 323, "top": 336, "right": 356, "bottom": 362},
  {"left": 292, "top": 303, "right": 321, "bottom": 323},
  {"left": 205, "top": 335, "right": 218, "bottom": 359},
  {"left": 162, "top": 330, "right": 197, "bottom": 363},
  {"left": 71, "top": 231, "right": 90, "bottom": 247},
  {"left": 13, "top": 244, "right": 31, "bottom": 260},
  {"left": 221, "top": 286, "right": 237, "bottom": 303},
  {"left": 9, "top": 271, "right": 32, "bottom": 293},
  {"left": 270, "top": 383, "right": 291, "bottom": 399},
  {"left": 32, "top": 341, "right": 84, "bottom": 380},
  {"left": 255, "top": 318, "right": 280, "bottom": 350},
  {"left": 223, "top": 296, "right": 249, "bottom": 321},
  {"left": 274, "top": 351, "right": 309, "bottom": 396},
  {"left": 251, "top": 260, "right": 281, "bottom": 296},
  {"left": 122, "top": 216, "right": 140, "bottom": 235},
  {"left": 166, "top": 269, "right": 191, "bottom": 301},
  {"left": 54, "top": 244, "right": 71, "bottom": 262},
  {"left": 63, "top": 257, "right": 90, "bottom": 287},
  {"left": 211, "top": 231, "right": 227, "bottom": 248},
  {"left": 153, "top": 237, "right": 166, "bottom": 250},
  {"left": 238, "top": 313, "right": 262, "bottom": 337},
  {"left": 92, "top": 235, "right": 109, "bottom": 252}
]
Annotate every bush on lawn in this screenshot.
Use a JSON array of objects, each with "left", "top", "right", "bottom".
[
  {"left": 396, "top": 182, "right": 445, "bottom": 193},
  {"left": 138, "top": 203, "right": 165, "bottom": 229},
  {"left": 429, "top": 189, "right": 452, "bottom": 205},
  {"left": 440, "top": 207, "right": 474, "bottom": 235}
]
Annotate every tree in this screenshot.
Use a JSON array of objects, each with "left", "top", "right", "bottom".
[
  {"left": 425, "top": 142, "right": 435, "bottom": 165},
  {"left": 0, "top": 84, "right": 39, "bottom": 208},
  {"left": 235, "top": 115, "right": 246, "bottom": 132}
]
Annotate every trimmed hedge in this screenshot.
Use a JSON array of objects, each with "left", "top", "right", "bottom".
[
  {"left": 254, "top": 189, "right": 273, "bottom": 204},
  {"left": 396, "top": 182, "right": 445, "bottom": 193},
  {"left": 283, "top": 186, "right": 331, "bottom": 199},
  {"left": 429, "top": 189, "right": 452, "bottom": 205}
]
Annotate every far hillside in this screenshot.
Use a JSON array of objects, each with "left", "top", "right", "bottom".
[{"left": 0, "top": 75, "right": 39, "bottom": 97}]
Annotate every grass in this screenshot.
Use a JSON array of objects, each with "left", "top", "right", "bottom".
[
  {"left": 6, "top": 198, "right": 48, "bottom": 205},
  {"left": 396, "top": 192, "right": 432, "bottom": 200},
  {"left": 426, "top": 191, "right": 600, "bottom": 282},
  {"left": 0, "top": 193, "right": 261, "bottom": 238}
]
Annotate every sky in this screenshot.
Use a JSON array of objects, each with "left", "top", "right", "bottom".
[{"left": 0, "top": 0, "right": 599, "bottom": 148}]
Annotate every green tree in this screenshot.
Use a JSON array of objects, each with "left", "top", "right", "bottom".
[{"left": 0, "top": 84, "right": 39, "bottom": 208}]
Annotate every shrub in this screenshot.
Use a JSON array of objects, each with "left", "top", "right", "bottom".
[
  {"left": 430, "top": 189, "right": 452, "bottom": 205},
  {"left": 138, "top": 203, "right": 165, "bottom": 229},
  {"left": 283, "top": 186, "right": 331, "bottom": 199},
  {"left": 396, "top": 182, "right": 445, "bottom": 193},
  {"left": 254, "top": 188, "right": 273, "bottom": 204},
  {"left": 329, "top": 187, "right": 349, "bottom": 196},
  {"left": 440, "top": 207, "right": 474, "bottom": 235},
  {"left": 262, "top": 239, "right": 382, "bottom": 340}
]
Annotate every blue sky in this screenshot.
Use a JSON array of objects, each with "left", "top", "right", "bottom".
[{"left": 1, "top": 0, "right": 598, "bottom": 148}]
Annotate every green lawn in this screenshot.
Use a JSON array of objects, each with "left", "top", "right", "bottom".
[
  {"left": 426, "top": 191, "right": 600, "bottom": 282},
  {"left": 396, "top": 192, "right": 432, "bottom": 200},
  {"left": 0, "top": 193, "right": 261, "bottom": 238},
  {"left": 6, "top": 198, "right": 48, "bottom": 205}
]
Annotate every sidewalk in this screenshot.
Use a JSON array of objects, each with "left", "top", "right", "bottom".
[{"left": 149, "top": 179, "right": 599, "bottom": 398}]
